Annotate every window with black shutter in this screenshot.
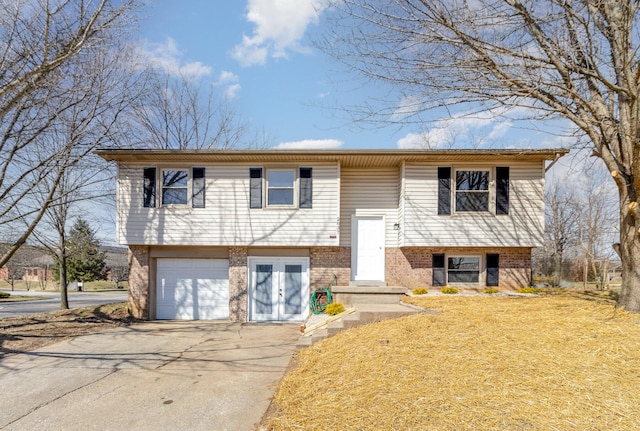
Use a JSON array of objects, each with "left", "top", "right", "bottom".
[
  {"left": 250, "top": 168, "right": 263, "bottom": 209},
  {"left": 299, "top": 167, "right": 312, "bottom": 208},
  {"left": 192, "top": 167, "right": 205, "bottom": 208},
  {"left": 143, "top": 167, "right": 156, "bottom": 208},
  {"left": 486, "top": 254, "right": 499, "bottom": 286},
  {"left": 437, "top": 167, "right": 451, "bottom": 215},
  {"left": 496, "top": 167, "right": 509, "bottom": 215},
  {"left": 432, "top": 254, "right": 446, "bottom": 286}
]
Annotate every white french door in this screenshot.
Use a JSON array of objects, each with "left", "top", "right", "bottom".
[{"left": 249, "top": 258, "right": 309, "bottom": 321}]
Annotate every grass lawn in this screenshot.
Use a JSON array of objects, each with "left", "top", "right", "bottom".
[
  {"left": 263, "top": 290, "right": 640, "bottom": 431},
  {"left": 0, "top": 279, "right": 127, "bottom": 292},
  {"left": 0, "top": 302, "right": 135, "bottom": 356},
  {"left": 0, "top": 295, "right": 47, "bottom": 302}
]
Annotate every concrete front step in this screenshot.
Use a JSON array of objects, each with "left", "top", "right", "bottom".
[
  {"left": 297, "top": 303, "right": 423, "bottom": 348},
  {"left": 332, "top": 285, "right": 408, "bottom": 305},
  {"left": 348, "top": 281, "right": 388, "bottom": 287}
]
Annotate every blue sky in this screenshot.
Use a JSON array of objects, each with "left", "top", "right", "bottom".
[{"left": 135, "top": 1, "right": 573, "bottom": 151}]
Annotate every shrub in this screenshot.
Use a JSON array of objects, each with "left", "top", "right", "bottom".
[
  {"left": 484, "top": 287, "right": 499, "bottom": 294},
  {"left": 517, "top": 287, "right": 544, "bottom": 294},
  {"left": 0, "top": 291, "right": 9, "bottom": 298},
  {"left": 325, "top": 302, "right": 345, "bottom": 315},
  {"left": 412, "top": 288, "right": 429, "bottom": 295},
  {"left": 440, "top": 286, "right": 459, "bottom": 294}
]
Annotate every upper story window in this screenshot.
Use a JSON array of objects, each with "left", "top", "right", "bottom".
[
  {"left": 250, "top": 167, "right": 312, "bottom": 209},
  {"left": 162, "top": 170, "right": 189, "bottom": 205},
  {"left": 455, "top": 170, "right": 489, "bottom": 212},
  {"left": 437, "top": 167, "right": 508, "bottom": 215},
  {"left": 267, "top": 169, "right": 295, "bottom": 206},
  {"left": 143, "top": 167, "right": 206, "bottom": 208}
]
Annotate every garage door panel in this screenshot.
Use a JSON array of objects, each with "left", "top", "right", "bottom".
[{"left": 156, "top": 259, "right": 229, "bottom": 320}]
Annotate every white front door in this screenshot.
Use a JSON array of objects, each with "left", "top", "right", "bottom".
[
  {"left": 249, "top": 258, "right": 309, "bottom": 321},
  {"left": 352, "top": 216, "right": 385, "bottom": 282}
]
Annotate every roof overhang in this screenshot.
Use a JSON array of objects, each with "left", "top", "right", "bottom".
[{"left": 95, "top": 148, "right": 569, "bottom": 168}]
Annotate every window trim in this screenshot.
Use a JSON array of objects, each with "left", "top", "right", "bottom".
[
  {"left": 161, "top": 168, "right": 190, "bottom": 206},
  {"left": 450, "top": 168, "right": 493, "bottom": 214},
  {"left": 446, "top": 255, "right": 482, "bottom": 285},
  {"left": 266, "top": 168, "right": 296, "bottom": 207}
]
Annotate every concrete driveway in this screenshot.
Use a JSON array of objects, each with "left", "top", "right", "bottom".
[{"left": 0, "top": 321, "right": 301, "bottom": 431}]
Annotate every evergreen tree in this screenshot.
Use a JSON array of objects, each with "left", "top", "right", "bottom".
[{"left": 54, "top": 218, "right": 105, "bottom": 283}]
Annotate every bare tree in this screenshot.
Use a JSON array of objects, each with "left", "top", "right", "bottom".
[
  {"left": 33, "top": 90, "right": 136, "bottom": 308},
  {"left": 132, "top": 70, "right": 248, "bottom": 149},
  {"left": 540, "top": 181, "right": 580, "bottom": 286},
  {"left": 0, "top": 0, "right": 140, "bottom": 270},
  {"left": 576, "top": 168, "right": 619, "bottom": 288},
  {"left": 323, "top": 1, "right": 640, "bottom": 311}
]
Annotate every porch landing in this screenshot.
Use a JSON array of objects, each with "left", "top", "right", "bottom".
[{"left": 331, "top": 285, "right": 408, "bottom": 305}]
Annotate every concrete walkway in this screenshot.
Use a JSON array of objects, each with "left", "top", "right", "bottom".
[{"left": 0, "top": 321, "right": 300, "bottom": 431}]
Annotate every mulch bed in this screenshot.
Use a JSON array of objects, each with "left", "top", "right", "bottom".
[{"left": 263, "top": 290, "right": 640, "bottom": 430}]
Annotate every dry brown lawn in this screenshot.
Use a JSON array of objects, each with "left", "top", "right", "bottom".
[
  {"left": 263, "top": 290, "right": 640, "bottom": 431},
  {"left": 0, "top": 302, "right": 136, "bottom": 357}
]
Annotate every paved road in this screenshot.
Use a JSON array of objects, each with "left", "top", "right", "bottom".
[
  {"left": 0, "top": 291, "right": 128, "bottom": 318},
  {"left": 0, "top": 321, "right": 300, "bottom": 431}
]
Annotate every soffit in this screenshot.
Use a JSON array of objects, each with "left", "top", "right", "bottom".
[{"left": 96, "top": 149, "right": 569, "bottom": 168}]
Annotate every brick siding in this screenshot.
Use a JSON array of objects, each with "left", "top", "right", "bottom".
[
  {"left": 229, "top": 246, "right": 248, "bottom": 322},
  {"left": 386, "top": 247, "right": 531, "bottom": 289},
  {"left": 128, "top": 245, "right": 150, "bottom": 319},
  {"left": 310, "top": 246, "right": 351, "bottom": 289}
]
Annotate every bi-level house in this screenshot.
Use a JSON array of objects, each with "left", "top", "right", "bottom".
[{"left": 97, "top": 149, "right": 567, "bottom": 322}]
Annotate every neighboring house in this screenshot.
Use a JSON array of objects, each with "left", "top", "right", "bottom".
[
  {"left": 97, "top": 148, "right": 567, "bottom": 322},
  {"left": 0, "top": 244, "right": 53, "bottom": 287},
  {"left": 101, "top": 245, "right": 129, "bottom": 283}
]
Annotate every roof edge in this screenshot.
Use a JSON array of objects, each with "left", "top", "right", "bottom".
[{"left": 96, "top": 147, "right": 570, "bottom": 162}]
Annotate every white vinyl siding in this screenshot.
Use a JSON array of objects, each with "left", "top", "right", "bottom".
[
  {"left": 340, "top": 168, "right": 400, "bottom": 247},
  {"left": 402, "top": 162, "right": 544, "bottom": 247},
  {"left": 116, "top": 163, "right": 339, "bottom": 246}
]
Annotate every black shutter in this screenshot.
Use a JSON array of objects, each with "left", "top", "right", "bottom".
[
  {"left": 486, "top": 254, "right": 499, "bottom": 286},
  {"left": 432, "top": 253, "right": 446, "bottom": 287},
  {"left": 192, "top": 167, "right": 205, "bottom": 208},
  {"left": 496, "top": 167, "right": 509, "bottom": 215},
  {"left": 143, "top": 167, "right": 156, "bottom": 208},
  {"left": 438, "top": 167, "right": 451, "bottom": 215},
  {"left": 250, "top": 168, "right": 263, "bottom": 209},
  {"left": 299, "top": 167, "right": 312, "bottom": 208}
]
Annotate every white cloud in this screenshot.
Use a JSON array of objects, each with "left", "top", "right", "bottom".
[
  {"left": 215, "top": 71, "right": 241, "bottom": 99},
  {"left": 273, "top": 139, "right": 343, "bottom": 149},
  {"left": 232, "top": 0, "right": 334, "bottom": 66},
  {"left": 136, "top": 38, "right": 212, "bottom": 79}
]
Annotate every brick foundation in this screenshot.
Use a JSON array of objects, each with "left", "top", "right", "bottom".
[
  {"left": 386, "top": 248, "right": 432, "bottom": 288},
  {"left": 128, "top": 245, "right": 150, "bottom": 319},
  {"left": 386, "top": 247, "right": 531, "bottom": 289},
  {"left": 310, "top": 247, "right": 351, "bottom": 289},
  {"left": 126, "top": 244, "right": 531, "bottom": 322},
  {"left": 229, "top": 246, "right": 248, "bottom": 322}
]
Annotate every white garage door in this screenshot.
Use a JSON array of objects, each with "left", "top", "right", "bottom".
[{"left": 156, "top": 259, "right": 229, "bottom": 320}]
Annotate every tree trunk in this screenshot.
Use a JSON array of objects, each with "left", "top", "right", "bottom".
[
  {"left": 616, "top": 192, "right": 640, "bottom": 312},
  {"left": 59, "top": 252, "right": 69, "bottom": 310}
]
